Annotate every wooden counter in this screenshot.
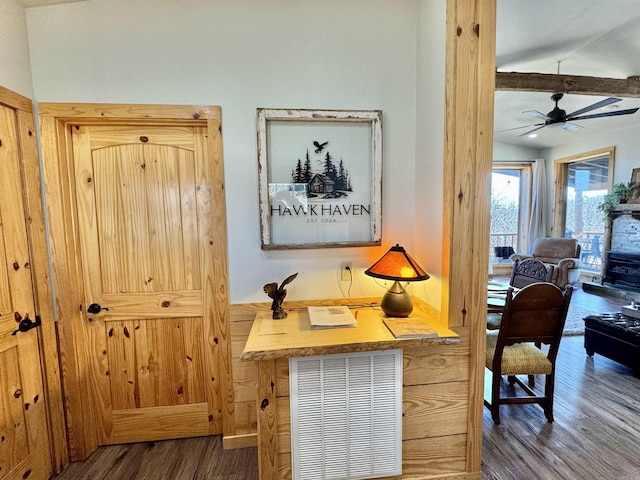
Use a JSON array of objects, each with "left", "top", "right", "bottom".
[
  {"left": 241, "top": 305, "right": 459, "bottom": 361},
  {"left": 241, "top": 301, "right": 462, "bottom": 480}
]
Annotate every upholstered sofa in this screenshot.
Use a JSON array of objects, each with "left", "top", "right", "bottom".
[{"left": 511, "top": 237, "right": 581, "bottom": 288}]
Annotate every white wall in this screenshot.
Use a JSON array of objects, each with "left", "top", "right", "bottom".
[
  {"left": 0, "top": 0, "right": 34, "bottom": 97},
  {"left": 414, "top": 0, "right": 445, "bottom": 309},
  {"left": 493, "top": 141, "right": 541, "bottom": 162},
  {"left": 26, "top": 0, "right": 446, "bottom": 305},
  {"left": 542, "top": 123, "right": 640, "bottom": 183}
]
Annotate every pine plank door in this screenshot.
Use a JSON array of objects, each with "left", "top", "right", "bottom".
[
  {"left": 71, "top": 124, "right": 223, "bottom": 445},
  {"left": 0, "top": 105, "right": 50, "bottom": 480}
]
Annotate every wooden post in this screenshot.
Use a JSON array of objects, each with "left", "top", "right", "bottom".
[
  {"left": 256, "top": 359, "right": 278, "bottom": 480},
  {"left": 443, "top": 0, "right": 496, "bottom": 474}
]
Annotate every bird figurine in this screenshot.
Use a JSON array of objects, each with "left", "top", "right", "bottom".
[
  {"left": 263, "top": 272, "right": 298, "bottom": 319},
  {"left": 313, "top": 141, "right": 328, "bottom": 154}
]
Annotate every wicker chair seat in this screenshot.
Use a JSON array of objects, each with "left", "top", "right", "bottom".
[{"left": 486, "top": 331, "right": 552, "bottom": 375}]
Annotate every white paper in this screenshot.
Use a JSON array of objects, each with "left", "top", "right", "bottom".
[{"left": 308, "top": 306, "right": 357, "bottom": 329}]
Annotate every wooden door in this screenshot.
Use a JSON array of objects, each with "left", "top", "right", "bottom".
[
  {"left": 0, "top": 105, "right": 50, "bottom": 480},
  {"left": 71, "top": 124, "right": 223, "bottom": 445}
]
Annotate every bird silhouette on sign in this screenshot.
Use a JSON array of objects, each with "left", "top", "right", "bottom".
[
  {"left": 313, "top": 141, "right": 328, "bottom": 154},
  {"left": 263, "top": 272, "right": 298, "bottom": 319}
]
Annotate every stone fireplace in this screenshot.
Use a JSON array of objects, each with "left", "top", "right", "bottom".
[
  {"left": 604, "top": 204, "right": 640, "bottom": 288},
  {"left": 610, "top": 210, "right": 640, "bottom": 251}
]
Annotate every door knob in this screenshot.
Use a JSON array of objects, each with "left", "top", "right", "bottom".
[
  {"left": 12, "top": 316, "right": 42, "bottom": 336},
  {"left": 87, "top": 303, "right": 109, "bottom": 314}
]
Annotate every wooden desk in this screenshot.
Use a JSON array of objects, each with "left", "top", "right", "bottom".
[{"left": 241, "top": 302, "right": 460, "bottom": 480}]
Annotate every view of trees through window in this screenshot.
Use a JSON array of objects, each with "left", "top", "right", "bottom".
[
  {"left": 491, "top": 160, "right": 609, "bottom": 274},
  {"left": 489, "top": 156, "right": 609, "bottom": 272},
  {"left": 491, "top": 159, "right": 608, "bottom": 272},
  {"left": 563, "top": 157, "right": 608, "bottom": 272},
  {"left": 490, "top": 169, "right": 521, "bottom": 263}
]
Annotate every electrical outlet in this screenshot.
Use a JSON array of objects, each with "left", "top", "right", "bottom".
[{"left": 341, "top": 262, "right": 352, "bottom": 281}]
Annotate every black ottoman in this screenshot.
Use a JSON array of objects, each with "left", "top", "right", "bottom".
[{"left": 583, "top": 314, "right": 640, "bottom": 377}]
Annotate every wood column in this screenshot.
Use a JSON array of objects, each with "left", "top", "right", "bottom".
[
  {"left": 256, "top": 359, "right": 278, "bottom": 480},
  {"left": 443, "top": 0, "right": 496, "bottom": 474}
]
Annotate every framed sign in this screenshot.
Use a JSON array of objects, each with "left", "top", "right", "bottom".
[{"left": 257, "top": 108, "right": 382, "bottom": 250}]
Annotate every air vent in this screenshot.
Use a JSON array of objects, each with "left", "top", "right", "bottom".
[{"left": 289, "top": 349, "right": 402, "bottom": 480}]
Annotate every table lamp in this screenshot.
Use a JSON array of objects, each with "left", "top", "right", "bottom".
[{"left": 364, "top": 244, "right": 429, "bottom": 317}]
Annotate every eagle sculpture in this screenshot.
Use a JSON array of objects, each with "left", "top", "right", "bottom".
[{"left": 263, "top": 272, "right": 298, "bottom": 319}]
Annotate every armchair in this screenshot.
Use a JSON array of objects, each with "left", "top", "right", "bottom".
[{"left": 511, "top": 237, "right": 581, "bottom": 288}]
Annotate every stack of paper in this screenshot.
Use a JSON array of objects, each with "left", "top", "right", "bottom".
[
  {"left": 382, "top": 317, "right": 437, "bottom": 339},
  {"left": 308, "top": 306, "right": 358, "bottom": 329}
]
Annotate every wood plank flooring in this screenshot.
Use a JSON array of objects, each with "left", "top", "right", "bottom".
[
  {"left": 50, "top": 435, "right": 258, "bottom": 480},
  {"left": 483, "top": 335, "right": 640, "bottom": 480},
  {"left": 51, "top": 286, "right": 639, "bottom": 480}
]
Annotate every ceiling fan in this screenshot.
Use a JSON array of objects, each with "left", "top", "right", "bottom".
[{"left": 497, "top": 92, "right": 640, "bottom": 137}]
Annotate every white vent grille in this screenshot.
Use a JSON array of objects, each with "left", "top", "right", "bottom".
[{"left": 289, "top": 349, "right": 402, "bottom": 480}]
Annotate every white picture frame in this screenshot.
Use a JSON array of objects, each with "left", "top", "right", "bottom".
[{"left": 257, "top": 108, "right": 383, "bottom": 250}]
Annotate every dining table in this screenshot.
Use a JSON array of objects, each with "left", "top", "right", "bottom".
[{"left": 487, "top": 281, "right": 511, "bottom": 313}]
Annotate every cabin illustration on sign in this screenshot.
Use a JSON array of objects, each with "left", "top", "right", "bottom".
[
  {"left": 290, "top": 145, "right": 353, "bottom": 198},
  {"left": 308, "top": 173, "right": 335, "bottom": 194}
]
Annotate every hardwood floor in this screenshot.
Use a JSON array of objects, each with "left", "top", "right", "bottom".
[
  {"left": 483, "top": 335, "right": 640, "bottom": 480},
  {"left": 50, "top": 435, "right": 258, "bottom": 480},
  {"left": 51, "top": 287, "right": 639, "bottom": 480}
]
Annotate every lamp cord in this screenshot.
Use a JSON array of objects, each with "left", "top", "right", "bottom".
[{"left": 342, "top": 265, "right": 380, "bottom": 309}]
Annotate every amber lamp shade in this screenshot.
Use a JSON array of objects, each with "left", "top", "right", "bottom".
[{"left": 364, "top": 244, "right": 429, "bottom": 317}]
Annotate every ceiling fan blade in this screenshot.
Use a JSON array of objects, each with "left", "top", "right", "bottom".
[
  {"left": 517, "top": 125, "right": 546, "bottom": 137},
  {"left": 523, "top": 110, "right": 549, "bottom": 120},
  {"left": 494, "top": 123, "right": 542, "bottom": 134},
  {"left": 562, "top": 123, "right": 583, "bottom": 133},
  {"left": 565, "top": 97, "right": 622, "bottom": 118},
  {"left": 567, "top": 107, "right": 640, "bottom": 122}
]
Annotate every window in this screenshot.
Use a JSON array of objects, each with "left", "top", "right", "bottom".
[
  {"left": 490, "top": 165, "right": 531, "bottom": 264},
  {"left": 553, "top": 147, "right": 614, "bottom": 274}
]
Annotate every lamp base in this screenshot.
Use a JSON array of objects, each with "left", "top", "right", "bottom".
[{"left": 380, "top": 281, "right": 413, "bottom": 317}]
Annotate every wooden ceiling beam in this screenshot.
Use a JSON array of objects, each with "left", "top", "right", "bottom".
[{"left": 496, "top": 72, "right": 640, "bottom": 98}]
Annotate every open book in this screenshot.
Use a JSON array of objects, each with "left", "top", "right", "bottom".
[
  {"left": 382, "top": 317, "right": 437, "bottom": 339},
  {"left": 308, "top": 306, "right": 357, "bottom": 329}
]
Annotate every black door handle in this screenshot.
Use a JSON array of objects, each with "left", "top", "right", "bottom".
[
  {"left": 12, "top": 316, "right": 42, "bottom": 336},
  {"left": 87, "top": 303, "right": 109, "bottom": 314}
]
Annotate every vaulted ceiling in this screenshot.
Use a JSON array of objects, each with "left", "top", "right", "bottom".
[
  {"left": 17, "top": 0, "right": 640, "bottom": 150},
  {"left": 495, "top": 0, "right": 640, "bottom": 149}
]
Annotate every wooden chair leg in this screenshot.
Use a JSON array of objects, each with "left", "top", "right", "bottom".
[
  {"left": 543, "top": 373, "right": 555, "bottom": 423},
  {"left": 508, "top": 374, "right": 535, "bottom": 387},
  {"left": 491, "top": 370, "right": 502, "bottom": 425}
]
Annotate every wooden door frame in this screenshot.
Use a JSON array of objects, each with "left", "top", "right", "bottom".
[
  {"left": 490, "top": 163, "right": 533, "bottom": 256},
  {"left": 0, "top": 86, "right": 63, "bottom": 476},
  {"left": 552, "top": 146, "right": 615, "bottom": 238},
  {"left": 38, "top": 103, "right": 231, "bottom": 462}
]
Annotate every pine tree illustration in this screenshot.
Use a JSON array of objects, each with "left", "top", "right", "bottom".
[
  {"left": 293, "top": 159, "right": 304, "bottom": 182},
  {"left": 323, "top": 151, "right": 338, "bottom": 184},
  {"left": 338, "top": 159, "right": 346, "bottom": 190},
  {"left": 303, "top": 150, "right": 312, "bottom": 183}
]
